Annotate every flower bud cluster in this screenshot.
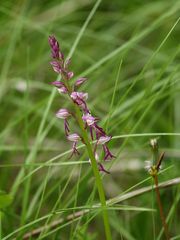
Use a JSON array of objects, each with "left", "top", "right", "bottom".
[{"left": 48, "top": 35, "right": 115, "bottom": 173}]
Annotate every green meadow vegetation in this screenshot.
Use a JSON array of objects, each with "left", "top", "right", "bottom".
[{"left": 0, "top": 0, "right": 180, "bottom": 239}]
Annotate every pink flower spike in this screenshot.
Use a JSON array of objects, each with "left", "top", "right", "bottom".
[
  {"left": 75, "top": 77, "right": 87, "bottom": 87},
  {"left": 48, "top": 35, "right": 60, "bottom": 59},
  {"left": 56, "top": 109, "right": 71, "bottom": 119},
  {"left": 97, "top": 136, "right": 112, "bottom": 145}
]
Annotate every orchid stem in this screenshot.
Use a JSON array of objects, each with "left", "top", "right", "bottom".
[{"left": 74, "top": 104, "right": 112, "bottom": 240}]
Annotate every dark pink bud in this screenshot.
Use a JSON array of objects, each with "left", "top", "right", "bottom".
[
  {"left": 48, "top": 36, "right": 59, "bottom": 49},
  {"left": 67, "top": 71, "right": 74, "bottom": 80},
  {"left": 50, "top": 81, "right": 64, "bottom": 87},
  {"left": 48, "top": 36, "right": 60, "bottom": 59},
  {"left": 75, "top": 77, "right": 87, "bottom": 87}
]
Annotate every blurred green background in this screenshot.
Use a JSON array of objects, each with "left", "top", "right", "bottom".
[{"left": 0, "top": 0, "right": 180, "bottom": 239}]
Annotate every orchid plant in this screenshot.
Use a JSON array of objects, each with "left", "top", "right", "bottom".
[
  {"left": 48, "top": 35, "right": 114, "bottom": 239},
  {"left": 48, "top": 35, "right": 115, "bottom": 173}
]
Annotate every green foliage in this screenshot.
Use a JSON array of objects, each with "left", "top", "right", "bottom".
[
  {"left": 0, "top": 192, "right": 13, "bottom": 209},
  {"left": 0, "top": 0, "right": 180, "bottom": 239}
]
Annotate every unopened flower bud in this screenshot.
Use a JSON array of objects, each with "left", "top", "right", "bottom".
[
  {"left": 75, "top": 77, "right": 87, "bottom": 87},
  {"left": 57, "top": 86, "right": 68, "bottom": 94},
  {"left": 67, "top": 71, "right": 74, "bottom": 79},
  {"left": 56, "top": 109, "right": 71, "bottom": 119},
  {"left": 150, "top": 138, "right": 158, "bottom": 150}
]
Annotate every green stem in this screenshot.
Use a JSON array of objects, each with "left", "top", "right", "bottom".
[
  {"left": 74, "top": 104, "right": 112, "bottom": 240},
  {"left": 153, "top": 175, "right": 169, "bottom": 240}
]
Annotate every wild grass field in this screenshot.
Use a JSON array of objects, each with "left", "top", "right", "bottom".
[{"left": 0, "top": 0, "right": 180, "bottom": 239}]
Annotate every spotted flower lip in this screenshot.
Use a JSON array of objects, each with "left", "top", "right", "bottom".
[
  {"left": 56, "top": 109, "right": 71, "bottom": 119},
  {"left": 67, "top": 133, "right": 81, "bottom": 142},
  {"left": 97, "top": 136, "right": 112, "bottom": 145}
]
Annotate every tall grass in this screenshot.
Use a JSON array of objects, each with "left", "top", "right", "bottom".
[{"left": 0, "top": 0, "right": 180, "bottom": 239}]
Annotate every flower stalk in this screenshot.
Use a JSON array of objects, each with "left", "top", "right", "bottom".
[
  {"left": 147, "top": 139, "right": 170, "bottom": 240},
  {"left": 48, "top": 36, "right": 113, "bottom": 239}
]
